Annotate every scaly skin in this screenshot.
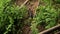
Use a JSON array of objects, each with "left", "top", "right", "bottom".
[{"left": 27, "top": 0, "right": 39, "bottom": 18}]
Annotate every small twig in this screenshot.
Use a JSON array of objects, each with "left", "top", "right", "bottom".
[
  {"left": 38, "top": 24, "right": 60, "bottom": 34},
  {"left": 19, "top": 0, "right": 29, "bottom": 9}
]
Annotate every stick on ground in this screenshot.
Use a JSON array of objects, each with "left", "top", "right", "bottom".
[{"left": 39, "top": 24, "right": 60, "bottom": 34}]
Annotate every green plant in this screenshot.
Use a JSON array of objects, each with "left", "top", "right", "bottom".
[
  {"left": 0, "top": 0, "right": 28, "bottom": 34},
  {"left": 0, "top": 0, "right": 60, "bottom": 34}
]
